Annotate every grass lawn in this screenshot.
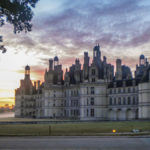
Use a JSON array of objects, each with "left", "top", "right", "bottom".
[{"left": 0, "top": 121, "right": 150, "bottom": 136}]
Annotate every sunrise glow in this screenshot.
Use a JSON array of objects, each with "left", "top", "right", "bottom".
[{"left": 0, "top": 0, "right": 150, "bottom": 106}]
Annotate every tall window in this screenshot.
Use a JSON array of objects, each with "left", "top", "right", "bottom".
[
  {"left": 91, "top": 97, "right": 94, "bottom": 105},
  {"left": 118, "top": 98, "right": 121, "bottom": 105},
  {"left": 109, "top": 98, "right": 112, "bottom": 105},
  {"left": 87, "top": 109, "right": 89, "bottom": 116},
  {"left": 128, "top": 88, "right": 130, "bottom": 93},
  {"left": 136, "top": 97, "right": 139, "bottom": 104},
  {"left": 114, "top": 98, "right": 116, "bottom": 105},
  {"left": 92, "top": 69, "right": 96, "bottom": 75},
  {"left": 91, "top": 109, "right": 94, "bottom": 117},
  {"left": 123, "top": 97, "right": 126, "bottom": 105},
  {"left": 91, "top": 87, "right": 95, "bottom": 94},
  {"left": 128, "top": 97, "right": 131, "bottom": 105},
  {"left": 123, "top": 88, "right": 125, "bottom": 93},
  {"left": 133, "top": 97, "right": 135, "bottom": 105},
  {"left": 87, "top": 87, "right": 88, "bottom": 94},
  {"left": 92, "top": 78, "right": 95, "bottom": 82},
  {"left": 110, "top": 89, "right": 112, "bottom": 94}
]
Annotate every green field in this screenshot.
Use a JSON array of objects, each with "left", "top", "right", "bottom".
[{"left": 0, "top": 121, "right": 150, "bottom": 136}]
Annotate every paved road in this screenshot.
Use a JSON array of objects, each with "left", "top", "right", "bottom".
[{"left": 0, "top": 136, "right": 150, "bottom": 150}]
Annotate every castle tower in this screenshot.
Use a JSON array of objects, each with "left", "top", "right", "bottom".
[
  {"left": 93, "top": 44, "right": 101, "bottom": 65},
  {"left": 115, "top": 59, "right": 122, "bottom": 80}
]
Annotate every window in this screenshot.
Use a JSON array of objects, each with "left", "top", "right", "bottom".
[
  {"left": 91, "top": 87, "right": 95, "bottom": 94},
  {"left": 123, "top": 97, "right": 126, "bottom": 105},
  {"left": 91, "top": 109, "right": 94, "bottom": 117},
  {"left": 114, "top": 98, "right": 116, "bottom": 105},
  {"left": 87, "top": 98, "right": 89, "bottom": 105},
  {"left": 77, "top": 90, "right": 79, "bottom": 96},
  {"left": 92, "top": 78, "right": 95, "bottom": 82},
  {"left": 118, "top": 98, "right": 121, "bottom": 105},
  {"left": 87, "top": 109, "right": 89, "bottom": 116},
  {"left": 133, "top": 97, "right": 136, "bottom": 105},
  {"left": 64, "top": 100, "right": 66, "bottom": 106},
  {"left": 110, "top": 89, "right": 112, "bottom": 94},
  {"left": 71, "top": 91, "right": 73, "bottom": 96},
  {"left": 136, "top": 97, "right": 139, "bottom": 104},
  {"left": 64, "top": 110, "right": 66, "bottom": 116},
  {"left": 92, "top": 69, "right": 96, "bottom": 75},
  {"left": 109, "top": 98, "right": 112, "bottom": 105},
  {"left": 91, "top": 97, "right": 94, "bottom": 105},
  {"left": 118, "top": 88, "right": 121, "bottom": 93},
  {"left": 128, "top": 88, "right": 130, "bottom": 93},
  {"left": 87, "top": 87, "right": 88, "bottom": 94},
  {"left": 123, "top": 88, "right": 125, "bottom": 93},
  {"left": 128, "top": 97, "right": 131, "bottom": 105}
]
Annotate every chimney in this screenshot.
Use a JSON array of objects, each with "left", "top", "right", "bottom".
[
  {"left": 37, "top": 80, "right": 40, "bottom": 89},
  {"left": 20, "top": 80, "right": 24, "bottom": 87},
  {"left": 34, "top": 81, "right": 36, "bottom": 89},
  {"left": 49, "top": 59, "right": 53, "bottom": 71}
]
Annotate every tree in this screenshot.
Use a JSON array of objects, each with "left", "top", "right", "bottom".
[{"left": 0, "top": 0, "right": 39, "bottom": 53}]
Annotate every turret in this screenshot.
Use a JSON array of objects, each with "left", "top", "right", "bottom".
[
  {"left": 139, "top": 54, "right": 145, "bottom": 66},
  {"left": 93, "top": 44, "right": 101, "bottom": 65},
  {"left": 25, "top": 65, "right": 30, "bottom": 80},
  {"left": 54, "top": 56, "right": 59, "bottom": 66}
]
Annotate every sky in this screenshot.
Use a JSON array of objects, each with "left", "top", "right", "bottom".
[{"left": 0, "top": 0, "right": 150, "bottom": 106}]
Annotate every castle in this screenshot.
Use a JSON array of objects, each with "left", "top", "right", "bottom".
[{"left": 15, "top": 45, "right": 150, "bottom": 120}]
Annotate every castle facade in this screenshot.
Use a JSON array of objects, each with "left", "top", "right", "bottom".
[{"left": 15, "top": 45, "right": 150, "bottom": 120}]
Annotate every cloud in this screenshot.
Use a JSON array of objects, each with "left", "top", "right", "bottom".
[{"left": 1, "top": 0, "right": 150, "bottom": 72}]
